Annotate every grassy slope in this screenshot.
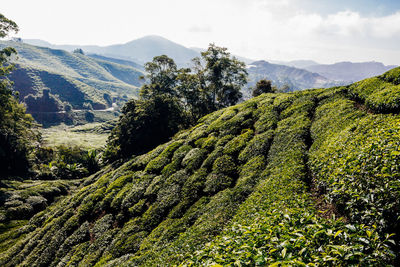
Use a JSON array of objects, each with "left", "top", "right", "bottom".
[
  {"left": 1, "top": 68, "right": 400, "bottom": 266},
  {"left": 0, "top": 41, "right": 144, "bottom": 108},
  {"left": 41, "top": 121, "right": 117, "bottom": 149},
  {"left": 0, "top": 179, "right": 85, "bottom": 254}
]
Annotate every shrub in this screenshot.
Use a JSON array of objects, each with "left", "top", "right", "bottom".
[
  {"left": 212, "top": 155, "right": 236, "bottom": 176},
  {"left": 181, "top": 148, "right": 207, "bottom": 172}
]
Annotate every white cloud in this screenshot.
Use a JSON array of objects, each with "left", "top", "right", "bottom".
[
  {"left": 187, "top": 25, "right": 212, "bottom": 33},
  {"left": 2, "top": 0, "right": 400, "bottom": 65}
]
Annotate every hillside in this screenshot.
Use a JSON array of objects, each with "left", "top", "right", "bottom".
[
  {"left": 24, "top": 35, "right": 200, "bottom": 67},
  {"left": 1, "top": 67, "right": 400, "bottom": 266},
  {"left": 0, "top": 40, "right": 145, "bottom": 125},
  {"left": 304, "top": 61, "right": 397, "bottom": 82},
  {"left": 246, "top": 60, "right": 343, "bottom": 94},
  {"left": 87, "top": 54, "right": 144, "bottom": 70},
  {"left": 1, "top": 41, "right": 144, "bottom": 107}
]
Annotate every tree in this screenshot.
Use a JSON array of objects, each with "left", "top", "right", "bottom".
[
  {"left": 199, "top": 43, "right": 247, "bottom": 110},
  {"left": 0, "top": 14, "right": 39, "bottom": 177},
  {"left": 73, "top": 48, "right": 84, "bottom": 55},
  {"left": 104, "top": 95, "right": 184, "bottom": 161},
  {"left": 252, "top": 79, "right": 275, "bottom": 97},
  {"left": 175, "top": 67, "right": 209, "bottom": 123},
  {"left": 104, "top": 45, "right": 248, "bottom": 162},
  {"left": 0, "top": 13, "right": 18, "bottom": 38},
  {"left": 140, "top": 55, "right": 178, "bottom": 99}
]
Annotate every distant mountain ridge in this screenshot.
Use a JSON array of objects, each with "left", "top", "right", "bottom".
[
  {"left": 23, "top": 36, "right": 396, "bottom": 85},
  {"left": 303, "top": 61, "right": 397, "bottom": 82},
  {"left": 245, "top": 60, "right": 342, "bottom": 97},
  {"left": 24, "top": 35, "right": 200, "bottom": 67},
  {"left": 0, "top": 41, "right": 144, "bottom": 101},
  {"left": 22, "top": 37, "right": 343, "bottom": 96},
  {"left": 270, "top": 59, "right": 320, "bottom": 69},
  {"left": 19, "top": 36, "right": 398, "bottom": 103}
]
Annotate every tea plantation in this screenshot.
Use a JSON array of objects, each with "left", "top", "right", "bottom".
[{"left": 1, "top": 68, "right": 400, "bottom": 266}]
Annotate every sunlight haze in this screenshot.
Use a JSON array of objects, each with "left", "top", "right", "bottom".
[{"left": 3, "top": 0, "right": 400, "bottom": 65}]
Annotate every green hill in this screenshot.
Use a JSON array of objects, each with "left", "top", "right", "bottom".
[
  {"left": 246, "top": 60, "right": 345, "bottom": 94},
  {"left": 0, "top": 40, "right": 144, "bottom": 111},
  {"left": 1, "top": 67, "right": 400, "bottom": 266}
]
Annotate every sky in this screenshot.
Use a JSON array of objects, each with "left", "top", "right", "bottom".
[{"left": 3, "top": 0, "right": 400, "bottom": 65}]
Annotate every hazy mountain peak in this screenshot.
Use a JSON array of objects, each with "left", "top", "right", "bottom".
[{"left": 304, "top": 61, "right": 397, "bottom": 82}]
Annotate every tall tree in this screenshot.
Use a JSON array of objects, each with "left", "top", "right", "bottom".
[
  {"left": 199, "top": 43, "right": 248, "bottom": 110},
  {"left": 104, "top": 45, "right": 248, "bottom": 162},
  {"left": 140, "top": 55, "right": 178, "bottom": 99},
  {"left": 105, "top": 55, "right": 185, "bottom": 161},
  {"left": 175, "top": 67, "right": 209, "bottom": 122},
  {"left": 0, "top": 14, "right": 39, "bottom": 176}
]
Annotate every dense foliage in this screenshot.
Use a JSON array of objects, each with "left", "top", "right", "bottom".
[
  {"left": 1, "top": 66, "right": 400, "bottom": 266},
  {"left": 252, "top": 79, "right": 276, "bottom": 97},
  {"left": 104, "top": 95, "right": 185, "bottom": 161},
  {"left": 33, "top": 145, "right": 100, "bottom": 180},
  {"left": 104, "top": 44, "right": 248, "bottom": 161},
  {"left": 0, "top": 14, "right": 39, "bottom": 177}
]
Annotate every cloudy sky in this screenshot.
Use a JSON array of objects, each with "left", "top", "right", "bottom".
[{"left": 3, "top": 0, "right": 400, "bottom": 65}]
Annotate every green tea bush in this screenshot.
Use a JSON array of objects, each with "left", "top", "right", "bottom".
[
  {"left": 238, "top": 130, "right": 274, "bottom": 163},
  {"left": 311, "top": 115, "right": 400, "bottom": 234},
  {"left": 2, "top": 70, "right": 400, "bottom": 266},
  {"left": 187, "top": 209, "right": 395, "bottom": 266},
  {"left": 212, "top": 155, "right": 236, "bottom": 176},
  {"left": 181, "top": 148, "right": 208, "bottom": 172},
  {"left": 223, "top": 129, "right": 254, "bottom": 156},
  {"left": 348, "top": 68, "right": 400, "bottom": 113}
]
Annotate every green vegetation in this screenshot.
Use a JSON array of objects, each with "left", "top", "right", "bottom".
[
  {"left": 105, "top": 44, "right": 248, "bottom": 161},
  {"left": 1, "top": 15, "right": 399, "bottom": 265},
  {"left": 0, "top": 39, "right": 145, "bottom": 125},
  {"left": 252, "top": 79, "right": 276, "bottom": 97},
  {"left": 0, "top": 14, "right": 40, "bottom": 177},
  {"left": 24, "top": 88, "right": 64, "bottom": 113},
  {"left": 41, "top": 125, "right": 108, "bottom": 149},
  {"left": 32, "top": 145, "right": 100, "bottom": 180},
  {"left": 0, "top": 178, "right": 91, "bottom": 254},
  {"left": 1, "top": 66, "right": 400, "bottom": 265}
]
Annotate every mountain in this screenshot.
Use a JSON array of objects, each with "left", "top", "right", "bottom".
[
  {"left": 24, "top": 35, "right": 200, "bottom": 67},
  {"left": 284, "top": 59, "right": 320, "bottom": 68},
  {"left": 1, "top": 40, "right": 145, "bottom": 124},
  {"left": 245, "top": 60, "right": 342, "bottom": 96},
  {"left": 87, "top": 54, "right": 144, "bottom": 70},
  {"left": 304, "top": 61, "right": 397, "bottom": 82},
  {"left": 1, "top": 67, "right": 399, "bottom": 266},
  {"left": 23, "top": 37, "right": 397, "bottom": 84},
  {"left": 270, "top": 59, "right": 319, "bottom": 69},
  {"left": 190, "top": 46, "right": 255, "bottom": 64}
]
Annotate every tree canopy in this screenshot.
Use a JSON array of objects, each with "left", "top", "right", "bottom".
[
  {"left": 0, "top": 13, "right": 39, "bottom": 177},
  {"left": 199, "top": 43, "right": 247, "bottom": 109},
  {"left": 104, "top": 44, "right": 248, "bottom": 161},
  {"left": 252, "top": 79, "right": 275, "bottom": 97}
]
